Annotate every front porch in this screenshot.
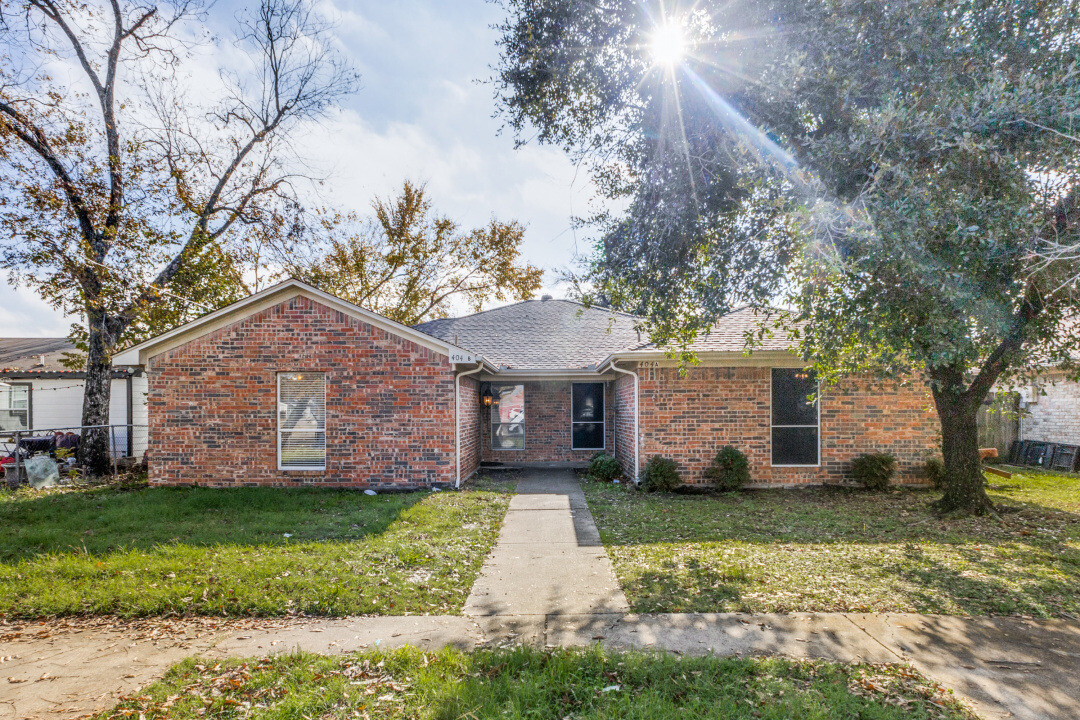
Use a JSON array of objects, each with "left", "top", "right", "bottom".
[{"left": 474, "top": 378, "right": 621, "bottom": 469}]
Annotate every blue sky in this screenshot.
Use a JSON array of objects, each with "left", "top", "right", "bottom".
[{"left": 0, "top": 0, "right": 599, "bottom": 336}]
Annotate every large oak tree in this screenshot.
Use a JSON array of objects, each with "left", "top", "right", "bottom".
[{"left": 494, "top": 0, "right": 1080, "bottom": 513}]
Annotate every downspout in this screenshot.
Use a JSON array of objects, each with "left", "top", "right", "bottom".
[
  {"left": 455, "top": 361, "right": 484, "bottom": 489},
  {"left": 609, "top": 361, "right": 640, "bottom": 483},
  {"left": 126, "top": 371, "right": 134, "bottom": 457}
]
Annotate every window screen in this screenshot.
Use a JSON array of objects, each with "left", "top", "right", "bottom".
[
  {"left": 572, "top": 382, "right": 605, "bottom": 450},
  {"left": 278, "top": 372, "right": 326, "bottom": 469},
  {"left": 0, "top": 383, "right": 30, "bottom": 433},
  {"left": 771, "top": 369, "right": 819, "bottom": 465},
  {"left": 491, "top": 385, "right": 525, "bottom": 450}
]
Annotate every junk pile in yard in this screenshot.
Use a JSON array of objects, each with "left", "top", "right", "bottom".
[
  {"left": 1, "top": 425, "right": 147, "bottom": 489},
  {"left": 1008, "top": 439, "right": 1080, "bottom": 473}
]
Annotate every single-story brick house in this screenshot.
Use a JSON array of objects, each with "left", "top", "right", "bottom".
[{"left": 114, "top": 279, "right": 940, "bottom": 489}]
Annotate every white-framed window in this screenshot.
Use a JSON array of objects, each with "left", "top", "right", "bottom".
[
  {"left": 571, "top": 382, "right": 605, "bottom": 450},
  {"left": 771, "top": 368, "right": 820, "bottom": 466},
  {"left": 0, "top": 382, "right": 31, "bottom": 433},
  {"left": 491, "top": 384, "right": 525, "bottom": 450},
  {"left": 277, "top": 372, "right": 326, "bottom": 470}
]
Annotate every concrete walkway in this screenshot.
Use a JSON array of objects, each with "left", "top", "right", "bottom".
[
  {"left": 460, "top": 470, "right": 628, "bottom": 642},
  {"left": 4, "top": 470, "right": 1080, "bottom": 720}
]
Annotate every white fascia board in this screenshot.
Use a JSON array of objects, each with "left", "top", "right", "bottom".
[
  {"left": 598, "top": 349, "right": 806, "bottom": 368},
  {"left": 113, "top": 279, "right": 473, "bottom": 366},
  {"left": 477, "top": 368, "right": 607, "bottom": 381}
]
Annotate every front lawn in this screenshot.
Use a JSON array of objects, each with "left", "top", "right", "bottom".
[
  {"left": 0, "top": 484, "right": 510, "bottom": 617},
  {"left": 584, "top": 468, "right": 1080, "bottom": 616},
  {"left": 95, "top": 646, "right": 974, "bottom": 720}
]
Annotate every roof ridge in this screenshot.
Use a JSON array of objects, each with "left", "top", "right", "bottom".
[{"left": 414, "top": 296, "right": 643, "bottom": 328}]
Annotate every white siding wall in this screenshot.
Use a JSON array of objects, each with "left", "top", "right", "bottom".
[
  {"left": 20, "top": 375, "right": 149, "bottom": 456},
  {"left": 1020, "top": 371, "right": 1080, "bottom": 446}
]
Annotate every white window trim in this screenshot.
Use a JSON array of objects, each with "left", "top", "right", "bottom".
[
  {"left": 277, "top": 372, "right": 327, "bottom": 471},
  {"left": 769, "top": 368, "right": 821, "bottom": 467},
  {"left": 490, "top": 384, "right": 525, "bottom": 451},
  {"left": 571, "top": 381, "right": 606, "bottom": 451}
]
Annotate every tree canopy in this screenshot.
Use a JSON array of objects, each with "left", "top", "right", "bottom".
[
  {"left": 494, "top": 0, "right": 1080, "bottom": 512},
  {"left": 288, "top": 181, "right": 543, "bottom": 325}
]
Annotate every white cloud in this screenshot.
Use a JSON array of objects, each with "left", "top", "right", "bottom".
[{"left": 0, "top": 284, "right": 72, "bottom": 337}]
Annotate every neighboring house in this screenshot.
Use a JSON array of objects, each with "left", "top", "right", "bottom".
[
  {"left": 114, "top": 279, "right": 940, "bottom": 489},
  {"left": 0, "top": 338, "right": 148, "bottom": 457},
  {"left": 1018, "top": 369, "right": 1080, "bottom": 446}
]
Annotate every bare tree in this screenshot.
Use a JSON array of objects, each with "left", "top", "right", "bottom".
[{"left": 0, "top": 0, "right": 358, "bottom": 472}]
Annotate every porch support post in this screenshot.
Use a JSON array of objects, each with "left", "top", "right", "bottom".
[
  {"left": 609, "top": 361, "right": 640, "bottom": 483},
  {"left": 454, "top": 361, "right": 484, "bottom": 489}
]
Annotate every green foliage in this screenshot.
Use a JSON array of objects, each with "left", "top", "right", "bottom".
[
  {"left": 493, "top": 0, "right": 1080, "bottom": 514},
  {"left": 0, "top": 485, "right": 510, "bottom": 617},
  {"left": 924, "top": 458, "right": 947, "bottom": 491},
  {"left": 703, "top": 445, "right": 751, "bottom": 491},
  {"left": 587, "top": 452, "right": 623, "bottom": 483},
  {"left": 96, "top": 647, "right": 975, "bottom": 720},
  {"left": 641, "top": 455, "right": 681, "bottom": 493},
  {"left": 851, "top": 453, "right": 897, "bottom": 491},
  {"left": 288, "top": 181, "right": 543, "bottom": 325}
]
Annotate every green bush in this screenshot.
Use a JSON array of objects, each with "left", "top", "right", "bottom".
[
  {"left": 640, "top": 455, "right": 681, "bottom": 492},
  {"left": 703, "top": 446, "right": 751, "bottom": 491},
  {"left": 924, "top": 457, "right": 946, "bottom": 490},
  {"left": 587, "top": 452, "right": 623, "bottom": 482},
  {"left": 851, "top": 453, "right": 897, "bottom": 490}
]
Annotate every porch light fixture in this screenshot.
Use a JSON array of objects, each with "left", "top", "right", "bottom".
[{"left": 482, "top": 388, "right": 493, "bottom": 407}]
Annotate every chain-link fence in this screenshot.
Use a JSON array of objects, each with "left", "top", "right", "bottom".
[{"left": 1, "top": 424, "right": 148, "bottom": 488}]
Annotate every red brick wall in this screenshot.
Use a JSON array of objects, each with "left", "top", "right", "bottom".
[
  {"left": 613, "top": 372, "right": 637, "bottom": 479},
  {"left": 635, "top": 365, "right": 939, "bottom": 486},
  {"left": 459, "top": 375, "right": 481, "bottom": 481},
  {"left": 148, "top": 295, "right": 456, "bottom": 489},
  {"left": 480, "top": 380, "right": 615, "bottom": 464}
]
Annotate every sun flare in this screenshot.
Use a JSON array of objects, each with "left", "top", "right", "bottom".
[{"left": 650, "top": 23, "right": 687, "bottom": 66}]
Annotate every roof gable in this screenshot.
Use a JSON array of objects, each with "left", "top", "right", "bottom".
[
  {"left": 113, "top": 279, "right": 477, "bottom": 366},
  {"left": 415, "top": 298, "right": 642, "bottom": 370}
]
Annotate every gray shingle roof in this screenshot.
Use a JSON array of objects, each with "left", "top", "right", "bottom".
[
  {"left": 0, "top": 338, "right": 78, "bottom": 373},
  {"left": 631, "top": 307, "right": 798, "bottom": 354},
  {"left": 415, "top": 299, "right": 643, "bottom": 370},
  {"left": 416, "top": 300, "right": 799, "bottom": 370}
]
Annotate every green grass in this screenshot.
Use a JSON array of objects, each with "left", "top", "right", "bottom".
[
  {"left": 0, "top": 483, "right": 510, "bottom": 617},
  {"left": 94, "top": 646, "right": 975, "bottom": 720},
  {"left": 583, "top": 468, "right": 1080, "bottom": 617}
]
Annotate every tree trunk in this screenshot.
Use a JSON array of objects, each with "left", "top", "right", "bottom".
[
  {"left": 931, "top": 374, "right": 995, "bottom": 515},
  {"left": 78, "top": 312, "right": 118, "bottom": 475}
]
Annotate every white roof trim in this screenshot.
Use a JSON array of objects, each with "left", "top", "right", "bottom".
[
  {"left": 598, "top": 349, "right": 804, "bottom": 369},
  {"left": 113, "top": 279, "right": 478, "bottom": 366}
]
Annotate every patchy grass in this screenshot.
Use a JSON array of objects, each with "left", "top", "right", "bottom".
[
  {"left": 94, "top": 646, "right": 975, "bottom": 720},
  {"left": 583, "top": 468, "right": 1080, "bottom": 617},
  {"left": 0, "top": 483, "right": 510, "bottom": 618}
]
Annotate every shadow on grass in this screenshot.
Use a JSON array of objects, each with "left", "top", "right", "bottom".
[
  {"left": 623, "top": 556, "right": 752, "bottom": 613},
  {"left": 887, "top": 541, "right": 1080, "bottom": 616},
  {"left": 586, "top": 478, "right": 1080, "bottom": 616},
  {"left": 0, "top": 485, "right": 422, "bottom": 563},
  {"left": 586, "top": 483, "right": 1080, "bottom": 550}
]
